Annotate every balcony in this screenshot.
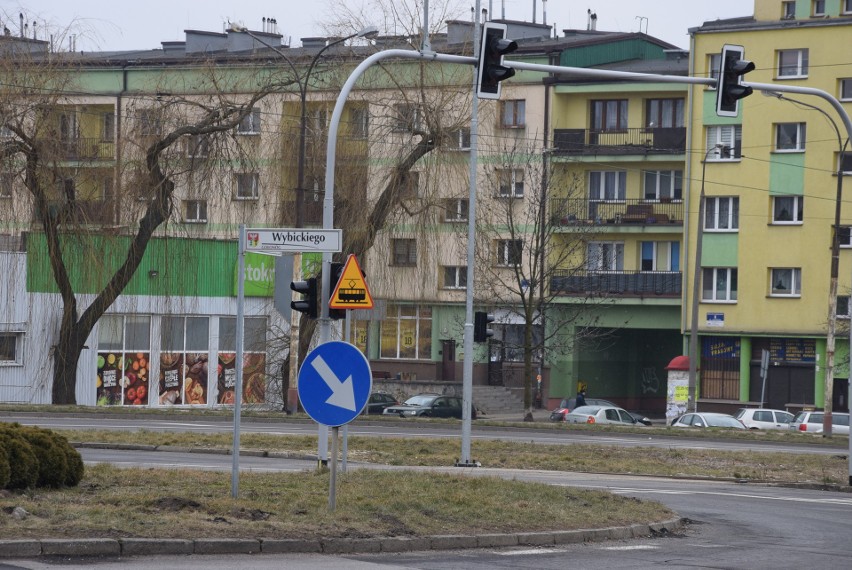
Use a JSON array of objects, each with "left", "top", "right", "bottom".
[
  {"left": 34, "top": 200, "right": 116, "bottom": 225},
  {"left": 551, "top": 198, "right": 683, "bottom": 226},
  {"left": 552, "top": 127, "right": 686, "bottom": 155},
  {"left": 37, "top": 138, "right": 115, "bottom": 161},
  {"left": 552, "top": 270, "right": 682, "bottom": 298}
]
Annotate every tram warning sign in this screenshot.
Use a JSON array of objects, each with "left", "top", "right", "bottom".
[{"left": 330, "top": 254, "right": 374, "bottom": 310}]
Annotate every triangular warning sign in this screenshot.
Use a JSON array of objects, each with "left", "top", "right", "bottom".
[{"left": 330, "top": 254, "right": 374, "bottom": 309}]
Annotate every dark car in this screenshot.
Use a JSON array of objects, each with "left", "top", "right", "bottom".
[
  {"left": 364, "top": 392, "right": 399, "bottom": 415},
  {"left": 383, "top": 393, "right": 476, "bottom": 419},
  {"left": 549, "top": 397, "right": 616, "bottom": 422}
]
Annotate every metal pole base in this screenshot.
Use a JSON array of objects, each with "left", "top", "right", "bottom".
[{"left": 454, "top": 460, "right": 482, "bottom": 468}]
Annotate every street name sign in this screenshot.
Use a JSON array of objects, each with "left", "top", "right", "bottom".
[
  {"left": 245, "top": 228, "right": 342, "bottom": 253},
  {"left": 297, "top": 341, "right": 372, "bottom": 427}
]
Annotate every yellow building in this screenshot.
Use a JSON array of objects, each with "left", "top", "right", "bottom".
[{"left": 687, "top": 0, "right": 852, "bottom": 412}]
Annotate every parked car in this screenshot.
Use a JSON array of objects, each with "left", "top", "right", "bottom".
[
  {"left": 670, "top": 412, "right": 746, "bottom": 430},
  {"left": 364, "top": 392, "right": 399, "bottom": 415},
  {"left": 549, "top": 397, "right": 616, "bottom": 422},
  {"left": 382, "top": 394, "right": 476, "bottom": 420},
  {"left": 626, "top": 411, "right": 653, "bottom": 426},
  {"left": 563, "top": 405, "right": 645, "bottom": 426},
  {"left": 734, "top": 408, "right": 794, "bottom": 430},
  {"left": 789, "top": 411, "right": 850, "bottom": 434}
]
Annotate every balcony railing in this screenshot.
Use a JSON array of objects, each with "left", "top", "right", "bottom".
[
  {"left": 551, "top": 270, "right": 682, "bottom": 298},
  {"left": 553, "top": 127, "right": 686, "bottom": 155},
  {"left": 37, "top": 138, "right": 115, "bottom": 160},
  {"left": 551, "top": 197, "right": 683, "bottom": 226}
]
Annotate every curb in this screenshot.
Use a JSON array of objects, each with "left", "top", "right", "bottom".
[{"left": 0, "top": 517, "right": 684, "bottom": 559}]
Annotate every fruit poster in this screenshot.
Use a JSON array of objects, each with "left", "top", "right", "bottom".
[{"left": 96, "top": 352, "right": 150, "bottom": 406}]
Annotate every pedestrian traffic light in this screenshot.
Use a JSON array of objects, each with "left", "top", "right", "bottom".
[
  {"left": 327, "top": 262, "right": 345, "bottom": 320},
  {"left": 716, "top": 44, "right": 755, "bottom": 117},
  {"left": 473, "top": 311, "right": 495, "bottom": 343},
  {"left": 290, "top": 277, "right": 318, "bottom": 319},
  {"left": 476, "top": 22, "right": 518, "bottom": 100}
]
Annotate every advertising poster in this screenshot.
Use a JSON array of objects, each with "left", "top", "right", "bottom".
[
  {"left": 184, "top": 353, "right": 208, "bottom": 405},
  {"left": 666, "top": 373, "right": 689, "bottom": 420},
  {"left": 159, "top": 352, "right": 208, "bottom": 406},
  {"left": 159, "top": 352, "right": 183, "bottom": 405},
  {"left": 97, "top": 351, "right": 150, "bottom": 406},
  {"left": 217, "top": 352, "right": 266, "bottom": 404}
]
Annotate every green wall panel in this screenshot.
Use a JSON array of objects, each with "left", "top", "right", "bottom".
[
  {"left": 702, "top": 233, "right": 739, "bottom": 266},
  {"left": 769, "top": 154, "right": 805, "bottom": 195}
]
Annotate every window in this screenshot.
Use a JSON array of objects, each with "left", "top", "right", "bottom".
[
  {"left": 449, "top": 127, "right": 471, "bottom": 150},
  {"left": 708, "top": 53, "right": 721, "bottom": 84},
  {"left": 442, "top": 266, "right": 467, "bottom": 289},
  {"left": 782, "top": 1, "right": 796, "bottom": 18},
  {"left": 589, "top": 171, "right": 626, "bottom": 201},
  {"left": 645, "top": 98, "right": 684, "bottom": 128},
  {"left": 392, "top": 103, "right": 420, "bottom": 132},
  {"left": 500, "top": 100, "right": 525, "bottom": 128},
  {"left": 497, "top": 169, "right": 524, "bottom": 197},
  {"left": 812, "top": 0, "right": 825, "bottom": 16},
  {"left": 307, "top": 107, "right": 329, "bottom": 138},
  {"left": 591, "top": 99, "right": 628, "bottom": 131},
  {"left": 183, "top": 199, "right": 208, "bottom": 223},
  {"left": 160, "top": 316, "right": 209, "bottom": 406},
  {"left": 391, "top": 238, "right": 417, "bottom": 266},
  {"left": 705, "top": 197, "right": 739, "bottom": 230},
  {"left": 350, "top": 107, "right": 369, "bottom": 139},
  {"left": 496, "top": 239, "right": 523, "bottom": 266},
  {"left": 838, "top": 295, "right": 850, "bottom": 319},
  {"left": 772, "top": 196, "right": 804, "bottom": 223},
  {"left": 837, "top": 151, "right": 852, "bottom": 174},
  {"left": 96, "top": 315, "right": 150, "bottom": 406},
  {"left": 379, "top": 304, "right": 431, "bottom": 360},
  {"left": 586, "top": 241, "right": 624, "bottom": 271},
  {"left": 640, "top": 241, "right": 680, "bottom": 272},
  {"left": 0, "top": 332, "right": 22, "bottom": 365},
  {"left": 643, "top": 170, "right": 683, "bottom": 201},
  {"left": 443, "top": 198, "right": 469, "bottom": 222},
  {"left": 778, "top": 49, "right": 808, "bottom": 78},
  {"left": 400, "top": 171, "right": 420, "bottom": 199},
  {"left": 139, "top": 109, "right": 162, "bottom": 137},
  {"left": 775, "top": 123, "right": 806, "bottom": 151},
  {"left": 706, "top": 126, "right": 742, "bottom": 160},
  {"left": 186, "top": 135, "right": 209, "bottom": 158},
  {"left": 102, "top": 112, "right": 115, "bottom": 142},
  {"left": 237, "top": 108, "right": 261, "bottom": 134},
  {"left": 702, "top": 268, "right": 738, "bottom": 302},
  {"left": 235, "top": 173, "right": 259, "bottom": 200},
  {"left": 838, "top": 225, "right": 852, "bottom": 247},
  {"left": 840, "top": 79, "right": 852, "bottom": 101},
  {"left": 771, "top": 268, "right": 802, "bottom": 296},
  {"left": 845, "top": 0, "right": 852, "bottom": 14},
  {"left": 0, "top": 170, "right": 13, "bottom": 198}
]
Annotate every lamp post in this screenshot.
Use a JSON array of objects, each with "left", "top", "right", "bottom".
[
  {"left": 688, "top": 143, "right": 726, "bottom": 413},
  {"left": 762, "top": 91, "right": 849, "bottom": 437}
]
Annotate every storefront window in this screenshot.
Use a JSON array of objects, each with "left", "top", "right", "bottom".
[
  {"left": 217, "top": 317, "right": 267, "bottom": 405},
  {"left": 159, "top": 316, "right": 209, "bottom": 406},
  {"left": 380, "top": 305, "right": 432, "bottom": 359},
  {"left": 96, "top": 315, "right": 151, "bottom": 406}
]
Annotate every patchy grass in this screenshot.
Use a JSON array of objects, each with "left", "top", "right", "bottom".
[{"left": 0, "top": 464, "right": 673, "bottom": 540}]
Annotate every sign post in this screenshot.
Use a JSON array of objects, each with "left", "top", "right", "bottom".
[{"left": 298, "top": 341, "right": 372, "bottom": 510}]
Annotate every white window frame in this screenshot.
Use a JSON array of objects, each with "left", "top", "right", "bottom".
[
  {"left": 183, "top": 199, "right": 208, "bottom": 224},
  {"left": 496, "top": 239, "right": 523, "bottom": 267},
  {"left": 845, "top": 0, "right": 852, "bottom": 14},
  {"left": 392, "top": 103, "right": 420, "bottom": 132},
  {"left": 782, "top": 1, "right": 796, "bottom": 18},
  {"left": 837, "top": 295, "right": 851, "bottom": 319},
  {"left": 708, "top": 53, "right": 721, "bottom": 86},
  {"left": 588, "top": 170, "right": 627, "bottom": 201},
  {"left": 772, "top": 195, "right": 804, "bottom": 224},
  {"left": 586, "top": 241, "right": 624, "bottom": 272},
  {"left": 0, "top": 331, "right": 24, "bottom": 365},
  {"left": 777, "top": 49, "right": 809, "bottom": 78},
  {"left": 139, "top": 109, "right": 163, "bottom": 137},
  {"left": 500, "top": 100, "right": 526, "bottom": 128},
  {"left": 702, "top": 267, "right": 738, "bottom": 302},
  {"left": 643, "top": 170, "right": 683, "bottom": 201},
  {"left": 812, "top": 0, "right": 826, "bottom": 16},
  {"left": 237, "top": 108, "right": 261, "bottom": 135},
  {"left": 840, "top": 79, "right": 852, "bottom": 102},
  {"left": 706, "top": 126, "right": 742, "bottom": 161},
  {"left": 775, "top": 122, "right": 806, "bottom": 152},
  {"left": 640, "top": 241, "right": 680, "bottom": 272},
  {"left": 705, "top": 196, "right": 739, "bottom": 231},
  {"left": 770, "top": 268, "right": 802, "bottom": 297},
  {"left": 235, "top": 173, "right": 259, "bottom": 200},
  {"left": 497, "top": 169, "right": 524, "bottom": 198},
  {"left": 449, "top": 127, "right": 471, "bottom": 151},
  {"left": 379, "top": 304, "right": 431, "bottom": 360},
  {"left": 350, "top": 107, "right": 369, "bottom": 139},
  {"left": 837, "top": 225, "right": 852, "bottom": 248},
  {"left": 391, "top": 238, "right": 417, "bottom": 266},
  {"left": 442, "top": 266, "right": 467, "bottom": 290},
  {"left": 444, "top": 198, "right": 469, "bottom": 222}
]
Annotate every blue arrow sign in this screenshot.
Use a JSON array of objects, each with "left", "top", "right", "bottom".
[{"left": 297, "top": 341, "right": 372, "bottom": 427}]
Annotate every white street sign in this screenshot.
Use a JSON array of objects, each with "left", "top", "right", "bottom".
[{"left": 245, "top": 228, "right": 342, "bottom": 253}]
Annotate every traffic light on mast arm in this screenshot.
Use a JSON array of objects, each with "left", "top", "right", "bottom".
[
  {"left": 715, "top": 44, "right": 755, "bottom": 117},
  {"left": 476, "top": 22, "right": 518, "bottom": 100},
  {"left": 290, "top": 277, "right": 318, "bottom": 319},
  {"left": 473, "top": 311, "right": 495, "bottom": 343}
]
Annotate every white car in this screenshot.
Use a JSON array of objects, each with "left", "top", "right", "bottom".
[
  {"left": 563, "top": 405, "right": 644, "bottom": 426},
  {"left": 734, "top": 408, "right": 794, "bottom": 430},
  {"left": 789, "top": 411, "right": 850, "bottom": 435},
  {"left": 671, "top": 412, "right": 746, "bottom": 430}
]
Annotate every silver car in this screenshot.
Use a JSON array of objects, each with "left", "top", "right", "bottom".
[
  {"left": 789, "top": 411, "right": 850, "bottom": 434},
  {"left": 734, "top": 408, "right": 794, "bottom": 430},
  {"left": 563, "top": 405, "right": 643, "bottom": 426},
  {"left": 671, "top": 412, "right": 745, "bottom": 430}
]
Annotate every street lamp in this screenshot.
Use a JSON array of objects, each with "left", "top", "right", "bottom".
[
  {"left": 688, "top": 143, "right": 726, "bottom": 413},
  {"left": 762, "top": 90, "right": 850, "bottom": 437}
]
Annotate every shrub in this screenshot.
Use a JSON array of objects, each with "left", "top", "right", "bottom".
[
  {"left": 17, "top": 426, "right": 69, "bottom": 488},
  {"left": 0, "top": 440, "right": 10, "bottom": 488},
  {"left": 0, "top": 427, "right": 39, "bottom": 489},
  {"left": 50, "top": 431, "right": 84, "bottom": 486},
  {"left": 0, "top": 423, "right": 83, "bottom": 490}
]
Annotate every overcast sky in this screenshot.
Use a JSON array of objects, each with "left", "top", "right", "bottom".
[{"left": 9, "top": 1, "right": 751, "bottom": 52}]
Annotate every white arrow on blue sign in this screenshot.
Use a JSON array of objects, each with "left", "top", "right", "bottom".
[{"left": 297, "top": 341, "right": 372, "bottom": 427}]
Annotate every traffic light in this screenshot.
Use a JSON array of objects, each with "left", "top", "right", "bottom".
[
  {"left": 290, "top": 277, "right": 318, "bottom": 319},
  {"left": 327, "top": 262, "right": 345, "bottom": 320},
  {"left": 473, "top": 311, "right": 495, "bottom": 343},
  {"left": 476, "top": 22, "right": 518, "bottom": 100},
  {"left": 716, "top": 44, "right": 755, "bottom": 117}
]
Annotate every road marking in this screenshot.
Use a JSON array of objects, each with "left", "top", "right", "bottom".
[
  {"left": 602, "top": 545, "right": 659, "bottom": 551},
  {"left": 604, "top": 487, "right": 852, "bottom": 506},
  {"left": 497, "top": 548, "right": 568, "bottom": 556}
]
